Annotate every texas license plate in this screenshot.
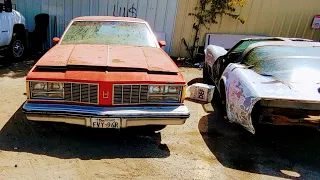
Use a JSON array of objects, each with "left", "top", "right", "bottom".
[{"left": 91, "top": 118, "right": 121, "bottom": 129}]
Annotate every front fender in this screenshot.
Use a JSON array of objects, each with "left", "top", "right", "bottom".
[
  {"left": 7, "top": 10, "right": 26, "bottom": 43},
  {"left": 204, "top": 45, "right": 227, "bottom": 67},
  {"left": 223, "top": 64, "right": 260, "bottom": 134}
]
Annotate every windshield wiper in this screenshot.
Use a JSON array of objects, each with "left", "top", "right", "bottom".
[
  {"left": 260, "top": 74, "right": 294, "bottom": 90},
  {"left": 258, "top": 73, "right": 274, "bottom": 77}
]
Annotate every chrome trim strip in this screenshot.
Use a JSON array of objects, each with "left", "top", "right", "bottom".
[
  {"left": 23, "top": 102, "right": 190, "bottom": 118},
  {"left": 71, "top": 83, "right": 73, "bottom": 101},
  {"left": 139, "top": 85, "right": 141, "bottom": 104},
  {"left": 79, "top": 84, "right": 82, "bottom": 102},
  {"left": 130, "top": 85, "right": 132, "bottom": 104},
  {"left": 88, "top": 83, "right": 90, "bottom": 103},
  {"left": 121, "top": 85, "right": 124, "bottom": 104},
  {"left": 63, "top": 83, "right": 65, "bottom": 99}
]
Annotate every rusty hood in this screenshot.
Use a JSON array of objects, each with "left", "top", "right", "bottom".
[{"left": 36, "top": 44, "right": 179, "bottom": 73}]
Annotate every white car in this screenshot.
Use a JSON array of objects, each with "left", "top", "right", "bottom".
[
  {"left": 204, "top": 38, "right": 320, "bottom": 134},
  {"left": 0, "top": 0, "right": 27, "bottom": 60}
]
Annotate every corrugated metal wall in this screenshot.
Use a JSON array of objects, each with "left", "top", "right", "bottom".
[
  {"left": 12, "top": 0, "right": 178, "bottom": 53},
  {"left": 172, "top": 0, "right": 320, "bottom": 57}
]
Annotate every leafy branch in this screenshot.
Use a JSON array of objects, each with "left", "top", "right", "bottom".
[{"left": 182, "top": 0, "right": 247, "bottom": 61}]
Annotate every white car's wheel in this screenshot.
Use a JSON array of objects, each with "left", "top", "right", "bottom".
[
  {"left": 219, "top": 82, "right": 227, "bottom": 117},
  {"left": 8, "top": 32, "right": 26, "bottom": 60}
]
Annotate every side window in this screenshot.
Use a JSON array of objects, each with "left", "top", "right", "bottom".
[
  {"left": 242, "top": 48, "right": 264, "bottom": 72},
  {"left": 242, "top": 51, "right": 256, "bottom": 65}
]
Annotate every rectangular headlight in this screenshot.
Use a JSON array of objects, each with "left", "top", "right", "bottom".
[
  {"left": 30, "top": 81, "right": 63, "bottom": 99},
  {"left": 149, "top": 85, "right": 181, "bottom": 94},
  {"left": 48, "top": 82, "right": 63, "bottom": 91},
  {"left": 31, "top": 82, "right": 48, "bottom": 91},
  {"left": 148, "top": 85, "right": 183, "bottom": 103}
]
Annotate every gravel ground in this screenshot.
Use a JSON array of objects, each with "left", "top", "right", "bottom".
[{"left": 0, "top": 60, "right": 319, "bottom": 180}]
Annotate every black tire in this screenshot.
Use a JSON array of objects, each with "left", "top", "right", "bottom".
[
  {"left": 203, "top": 64, "right": 213, "bottom": 85},
  {"left": 145, "top": 125, "right": 167, "bottom": 132},
  {"left": 251, "top": 102, "right": 265, "bottom": 136},
  {"left": 219, "top": 82, "right": 227, "bottom": 117},
  {"left": 7, "top": 32, "right": 27, "bottom": 61}
]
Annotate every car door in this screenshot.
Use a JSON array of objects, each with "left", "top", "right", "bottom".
[{"left": 212, "top": 55, "right": 226, "bottom": 85}]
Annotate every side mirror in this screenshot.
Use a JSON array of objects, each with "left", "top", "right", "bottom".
[
  {"left": 53, "top": 37, "right": 60, "bottom": 45},
  {"left": 158, "top": 41, "right": 166, "bottom": 48}
]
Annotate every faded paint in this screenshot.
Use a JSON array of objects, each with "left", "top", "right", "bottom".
[
  {"left": 12, "top": 0, "right": 179, "bottom": 53},
  {"left": 36, "top": 44, "right": 179, "bottom": 73},
  {"left": 173, "top": 0, "right": 320, "bottom": 57},
  {"left": 26, "top": 18, "right": 186, "bottom": 108},
  {"left": 223, "top": 64, "right": 260, "bottom": 134},
  {"left": 205, "top": 41, "right": 320, "bottom": 134}
]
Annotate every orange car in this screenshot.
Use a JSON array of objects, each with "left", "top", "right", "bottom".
[{"left": 23, "top": 16, "right": 190, "bottom": 131}]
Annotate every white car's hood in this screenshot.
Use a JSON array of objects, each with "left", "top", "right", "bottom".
[{"left": 238, "top": 65, "right": 320, "bottom": 102}]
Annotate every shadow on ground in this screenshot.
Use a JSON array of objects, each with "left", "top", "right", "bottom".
[
  {"left": 199, "top": 91, "right": 320, "bottom": 179},
  {"left": 0, "top": 105, "right": 170, "bottom": 160},
  {"left": 0, "top": 56, "right": 37, "bottom": 78}
]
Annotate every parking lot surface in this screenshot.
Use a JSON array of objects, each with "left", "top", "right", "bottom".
[{"left": 0, "top": 59, "right": 319, "bottom": 180}]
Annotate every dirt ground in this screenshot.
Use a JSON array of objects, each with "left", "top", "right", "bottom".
[{"left": 0, "top": 59, "right": 320, "bottom": 180}]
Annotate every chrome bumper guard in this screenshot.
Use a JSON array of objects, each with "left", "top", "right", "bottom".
[{"left": 22, "top": 102, "right": 190, "bottom": 127}]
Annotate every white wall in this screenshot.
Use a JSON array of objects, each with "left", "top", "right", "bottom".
[{"left": 12, "top": 0, "right": 178, "bottom": 53}]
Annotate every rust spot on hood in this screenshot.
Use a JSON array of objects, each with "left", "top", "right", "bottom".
[{"left": 112, "top": 59, "right": 125, "bottom": 63}]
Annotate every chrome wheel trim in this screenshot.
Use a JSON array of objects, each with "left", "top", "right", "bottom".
[{"left": 12, "top": 40, "right": 24, "bottom": 58}]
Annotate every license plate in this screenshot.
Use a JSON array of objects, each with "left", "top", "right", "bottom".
[{"left": 91, "top": 118, "right": 121, "bottom": 129}]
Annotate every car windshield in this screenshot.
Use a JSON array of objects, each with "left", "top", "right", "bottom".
[
  {"left": 60, "top": 21, "right": 157, "bottom": 47},
  {"left": 243, "top": 46, "right": 320, "bottom": 83}
]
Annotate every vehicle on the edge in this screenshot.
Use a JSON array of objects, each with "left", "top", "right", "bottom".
[
  {"left": 204, "top": 38, "right": 320, "bottom": 134},
  {"left": 22, "top": 16, "right": 190, "bottom": 131},
  {"left": 0, "top": 0, "right": 27, "bottom": 60}
]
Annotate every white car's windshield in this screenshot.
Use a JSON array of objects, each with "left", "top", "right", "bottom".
[
  {"left": 61, "top": 21, "right": 157, "bottom": 47},
  {"left": 244, "top": 46, "right": 320, "bottom": 83}
]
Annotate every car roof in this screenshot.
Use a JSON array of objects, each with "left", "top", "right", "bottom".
[
  {"left": 241, "top": 37, "right": 314, "bottom": 42},
  {"left": 240, "top": 41, "right": 320, "bottom": 60},
  {"left": 72, "top": 16, "right": 147, "bottom": 23}
]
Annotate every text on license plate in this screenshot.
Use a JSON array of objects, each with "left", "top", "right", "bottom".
[{"left": 91, "top": 118, "right": 121, "bottom": 129}]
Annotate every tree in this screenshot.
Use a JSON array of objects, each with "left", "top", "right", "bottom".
[{"left": 182, "top": 0, "right": 247, "bottom": 61}]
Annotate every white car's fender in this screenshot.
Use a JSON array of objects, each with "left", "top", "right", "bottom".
[
  {"left": 204, "top": 45, "right": 227, "bottom": 68},
  {"left": 222, "top": 63, "right": 261, "bottom": 134}
]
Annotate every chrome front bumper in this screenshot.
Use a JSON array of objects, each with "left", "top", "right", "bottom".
[{"left": 22, "top": 102, "right": 190, "bottom": 128}]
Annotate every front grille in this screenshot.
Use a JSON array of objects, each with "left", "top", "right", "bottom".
[
  {"left": 113, "top": 85, "right": 148, "bottom": 105},
  {"left": 64, "top": 83, "right": 98, "bottom": 104}
]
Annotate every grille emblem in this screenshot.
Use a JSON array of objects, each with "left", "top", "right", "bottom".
[{"left": 103, "top": 91, "right": 109, "bottom": 99}]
